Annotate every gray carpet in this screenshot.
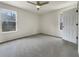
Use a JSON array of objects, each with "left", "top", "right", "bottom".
[{"left": 0, "top": 35, "right": 78, "bottom": 57}]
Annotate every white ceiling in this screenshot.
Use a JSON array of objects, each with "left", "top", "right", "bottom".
[{"left": 1, "top": 1, "right": 77, "bottom": 14}]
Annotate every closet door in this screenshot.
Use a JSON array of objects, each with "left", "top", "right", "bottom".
[{"left": 62, "top": 8, "right": 77, "bottom": 44}]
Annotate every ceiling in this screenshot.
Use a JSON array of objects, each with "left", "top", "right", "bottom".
[{"left": 1, "top": 1, "right": 77, "bottom": 14}]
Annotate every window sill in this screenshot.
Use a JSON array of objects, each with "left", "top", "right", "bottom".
[{"left": 1, "top": 31, "right": 17, "bottom": 34}]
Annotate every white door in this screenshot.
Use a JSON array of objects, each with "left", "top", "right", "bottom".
[{"left": 62, "top": 8, "right": 78, "bottom": 44}]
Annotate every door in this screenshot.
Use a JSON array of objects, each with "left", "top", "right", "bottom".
[{"left": 62, "top": 8, "right": 78, "bottom": 44}]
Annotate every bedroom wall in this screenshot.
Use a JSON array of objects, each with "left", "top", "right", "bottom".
[
  {"left": 78, "top": 7, "right": 79, "bottom": 55},
  {"left": 0, "top": 3, "right": 39, "bottom": 42},
  {"left": 40, "top": 4, "right": 77, "bottom": 37},
  {"left": 0, "top": 2, "right": 77, "bottom": 43},
  {"left": 40, "top": 10, "right": 60, "bottom": 37},
  {"left": 77, "top": 2, "right": 79, "bottom": 55}
]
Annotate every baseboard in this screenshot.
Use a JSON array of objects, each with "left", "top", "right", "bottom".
[
  {"left": 0, "top": 33, "right": 40, "bottom": 44},
  {"left": 63, "top": 39, "right": 78, "bottom": 45},
  {"left": 0, "top": 33, "right": 62, "bottom": 44},
  {"left": 39, "top": 33, "right": 62, "bottom": 39}
]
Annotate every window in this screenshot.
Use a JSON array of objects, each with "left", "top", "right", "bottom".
[{"left": 0, "top": 8, "right": 17, "bottom": 32}]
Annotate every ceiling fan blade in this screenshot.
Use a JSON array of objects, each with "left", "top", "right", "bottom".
[
  {"left": 37, "top": 1, "right": 41, "bottom": 5},
  {"left": 27, "top": 1, "right": 36, "bottom": 5},
  {"left": 40, "top": 2, "right": 49, "bottom": 6}
]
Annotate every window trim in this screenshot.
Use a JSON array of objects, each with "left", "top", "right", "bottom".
[{"left": 0, "top": 8, "right": 17, "bottom": 33}]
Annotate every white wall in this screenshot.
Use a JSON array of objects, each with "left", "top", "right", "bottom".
[
  {"left": 40, "top": 10, "right": 60, "bottom": 37},
  {"left": 0, "top": 3, "right": 39, "bottom": 42},
  {"left": 78, "top": 1, "right": 79, "bottom": 54},
  {"left": 40, "top": 3, "right": 77, "bottom": 38},
  {"left": 0, "top": 2, "right": 77, "bottom": 43},
  {"left": 78, "top": 9, "right": 79, "bottom": 55}
]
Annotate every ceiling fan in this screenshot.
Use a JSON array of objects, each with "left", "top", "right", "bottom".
[{"left": 27, "top": 1, "right": 49, "bottom": 10}]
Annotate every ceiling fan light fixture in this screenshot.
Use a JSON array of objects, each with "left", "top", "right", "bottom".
[
  {"left": 36, "top": 5, "right": 41, "bottom": 9},
  {"left": 27, "top": 1, "right": 49, "bottom": 10}
]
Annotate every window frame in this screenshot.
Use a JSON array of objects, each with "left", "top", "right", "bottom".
[{"left": 0, "top": 8, "right": 17, "bottom": 33}]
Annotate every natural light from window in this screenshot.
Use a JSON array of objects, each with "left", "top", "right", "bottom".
[{"left": 0, "top": 8, "right": 16, "bottom": 32}]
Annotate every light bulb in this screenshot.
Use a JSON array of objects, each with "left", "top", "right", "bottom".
[{"left": 36, "top": 5, "right": 41, "bottom": 9}]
